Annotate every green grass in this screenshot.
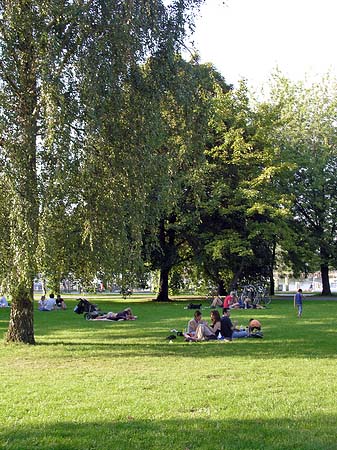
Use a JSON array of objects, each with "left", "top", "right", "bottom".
[{"left": 0, "top": 297, "right": 336, "bottom": 450}]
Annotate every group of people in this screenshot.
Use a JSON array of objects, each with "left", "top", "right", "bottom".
[
  {"left": 184, "top": 309, "right": 262, "bottom": 342},
  {"left": 210, "top": 291, "right": 263, "bottom": 310},
  {"left": 38, "top": 293, "right": 66, "bottom": 311}
]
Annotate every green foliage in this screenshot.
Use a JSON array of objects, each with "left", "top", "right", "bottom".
[
  {"left": 265, "top": 73, "right": 337, "bottom": 292},
  {"left": 192, "top": 80, "right": 292, "bottom": 290},
  {"left": 142, "top": 62, "right": 228, "bottom": 299},
  {"left": 0, "top": 0, "right": 206, "bottom": 339}
]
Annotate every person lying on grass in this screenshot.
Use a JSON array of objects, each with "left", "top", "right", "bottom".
[
  {"left": 93, "top": 307, "right": 137, "bottom": 321},
  {"left": 248, "top": 318, "right": 261, "bottom": 333}
]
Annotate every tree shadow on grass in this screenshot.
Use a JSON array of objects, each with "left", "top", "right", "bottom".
[
  {"left": 1, "top": 415, "right": 336, "bottom": 450},
  {"left": 30, "top": 332, "right": 337, "bottom": 361}
]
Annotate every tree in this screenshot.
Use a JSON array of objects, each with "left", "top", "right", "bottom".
[
  {"left": 143, "top": 61, "right": 227, "bottom": 301},
  {"left": 190, "top": 80, "right": 291, "bottom": 293},
  {"left": 267, "top": 74, "right": 337, "bottom": 294},
  {"left": 0, "top": 0, "right": 205, "bottom": 343}
]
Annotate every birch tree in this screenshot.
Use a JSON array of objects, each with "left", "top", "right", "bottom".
[{"left": 0, "top": 0, "right": 204, "bottom": 343}]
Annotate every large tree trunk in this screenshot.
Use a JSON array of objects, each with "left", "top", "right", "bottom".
[
  {"left": 321, "top": 263, "right": 331, "bottom": 295},
  {"left": 320, "top": 244, "right": 332, "bottom": 295},
  {"left": 217, "top": 279, "right": 226, "bottom": 296},
  {"left": 4, "top": 2, "right": 38, "bottom": 343},
  {"left": 269, "top": 238, "right": 276, "bottom": 296},
  {"left": 154, "top": 217, "right": 177, "bottom": 302},
  {"left": 229, "top": 259, "right": 244, "bottom": 291},
  {"left": 269, "top": 276, "right": 275, "bottom": 296},
  {"left": 6, "top": 285, "right": 35, "bottom": 344},
  {"left": 156, "top": 267, "right": 171, "bottom": 302}
]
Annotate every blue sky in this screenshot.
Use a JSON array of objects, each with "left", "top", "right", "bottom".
[{"left": 191, "top": 0, "right": 337, "bottom": 88}]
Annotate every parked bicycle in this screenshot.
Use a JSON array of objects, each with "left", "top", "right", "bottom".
[
  {"left": 238, "top": 284, "right": 271, "bottom": 308},
  {"left": 254, "top": 285, "right": 271, "bottom": 307}
]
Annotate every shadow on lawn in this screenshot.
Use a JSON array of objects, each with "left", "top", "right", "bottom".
[
  {"left": 1, "top": 319, "right": 336, "bottom": 360},
  {"left": 32, "top": 331, "right": 337, "bottom": 360},
  {"left": 1, "top": 415, "right": 336, "bottom": 450}
]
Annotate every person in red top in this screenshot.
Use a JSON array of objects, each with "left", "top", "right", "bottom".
[{"left": 223, "top": 291, "right": 240, "bottom": 309}]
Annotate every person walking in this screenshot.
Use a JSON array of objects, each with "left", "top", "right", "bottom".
[{"left": 294, "top": 288, "right": 304, "bottom": 318}]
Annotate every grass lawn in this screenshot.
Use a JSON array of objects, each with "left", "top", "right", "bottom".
[{"left": 0, "top": 296, "right": 336, "bottom": 450}]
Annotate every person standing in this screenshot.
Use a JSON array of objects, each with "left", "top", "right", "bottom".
[
  {"left": 294, "top": 288, "right": 304, "bottom": 318},
  {"left": 0, "top": 294, "right": 9, "bottom": 307}
]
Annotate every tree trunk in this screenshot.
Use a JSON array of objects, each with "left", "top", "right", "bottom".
[
  {"left": 321, "top": 263, "right": 331, "bottom": 295},
  {"left": 156, "top": 267, "right": 171, "bottom": 302},
  {"left": 154, "top": 217, "right": 177, "bottom": 302},
  {"left": 6, "top": 285, "right": 35, "bottom": 344},
  {"left": 269, "top": 276, "right": 275, "bottom": 296},
  {"left": 229, "top": 260, "right": 244, "bottom": 291},
  {"left": 4, "top": 2, "right": 38, "bottom": 343},
  {"left": 42, "top": 279, "right": 47, "bottom": 296},
  {"left": 269, "top": 238, "right": 276, "bottom": 296},
  {"left": 217, "top": 279, "right": 226, "bottom": 296}
]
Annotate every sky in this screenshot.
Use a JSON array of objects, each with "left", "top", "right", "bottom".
[{"left": 192, "top": 0, "right": 337, "bottom": 88}]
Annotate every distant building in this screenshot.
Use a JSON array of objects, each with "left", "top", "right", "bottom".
[{"left": 275, "top": 271, "right": 337, "bottom": 292}]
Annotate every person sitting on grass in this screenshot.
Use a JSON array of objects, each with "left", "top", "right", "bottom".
[
  {"left": 186, "top": 310, "right": 206, "bottom": 337},
  {"left": 56, "top": 294, "right": 67, "bottom": 310},
  {"left": 209, "top": 309, "right": 222, "bottom": 337},
  {"left": 184, "top": 310, "right": 220, "bottom": 341},
  {"left": 45, "top": 293, "right": 57, "bottom": 311},
  {"left": 223, "top": 291, "right": 240, "bottom": 309},
  {"left": 38, "top": 295, "right": 46, "bottom": 310},
  {"left": 210, "top": 295, "right": 223, "bottom": 308},
  {"left": 38, "top": 294, "right": 56, "bottom": 311},
  {"left": 220, "top": 308, "right": 248, "bottom": 340}
]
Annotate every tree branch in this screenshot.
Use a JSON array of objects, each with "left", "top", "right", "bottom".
[{"left": 0, "top": 60, "right": 19, "bottom": 94}]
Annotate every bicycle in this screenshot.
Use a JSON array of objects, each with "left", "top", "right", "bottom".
[
  {"left": 239, "top": 285, "right": 257, "bottom": 306},
  {"left": 253, "top": 285, "right": 271, "bottom": 307},
  {"left": 237, "top": 284, "right": 271, "bottom": 308}
]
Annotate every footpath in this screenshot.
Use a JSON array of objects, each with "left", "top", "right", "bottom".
[{"left": 274, "top": 294, "right": 337, "bottom": 301}]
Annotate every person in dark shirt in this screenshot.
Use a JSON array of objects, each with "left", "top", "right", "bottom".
[
  {"left": 294, "top": 288, "right": 304, "bottom": 318},
  {"left": 220, "top": 308, "right": 234, "bottom": 340},
  {"left": 56, "top": 294, "right": 67, "bottom": 310},
  {"left": 221, "top": 308, "right": 248, "bottom": 340}
]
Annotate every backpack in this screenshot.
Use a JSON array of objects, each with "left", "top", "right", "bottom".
[{"left": 187, "top": 303, "right": 202, "bottom": 310}]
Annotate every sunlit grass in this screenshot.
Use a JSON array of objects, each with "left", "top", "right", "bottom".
[{"left": 0, "top": 297, "right": 336, "bottom": 449}]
